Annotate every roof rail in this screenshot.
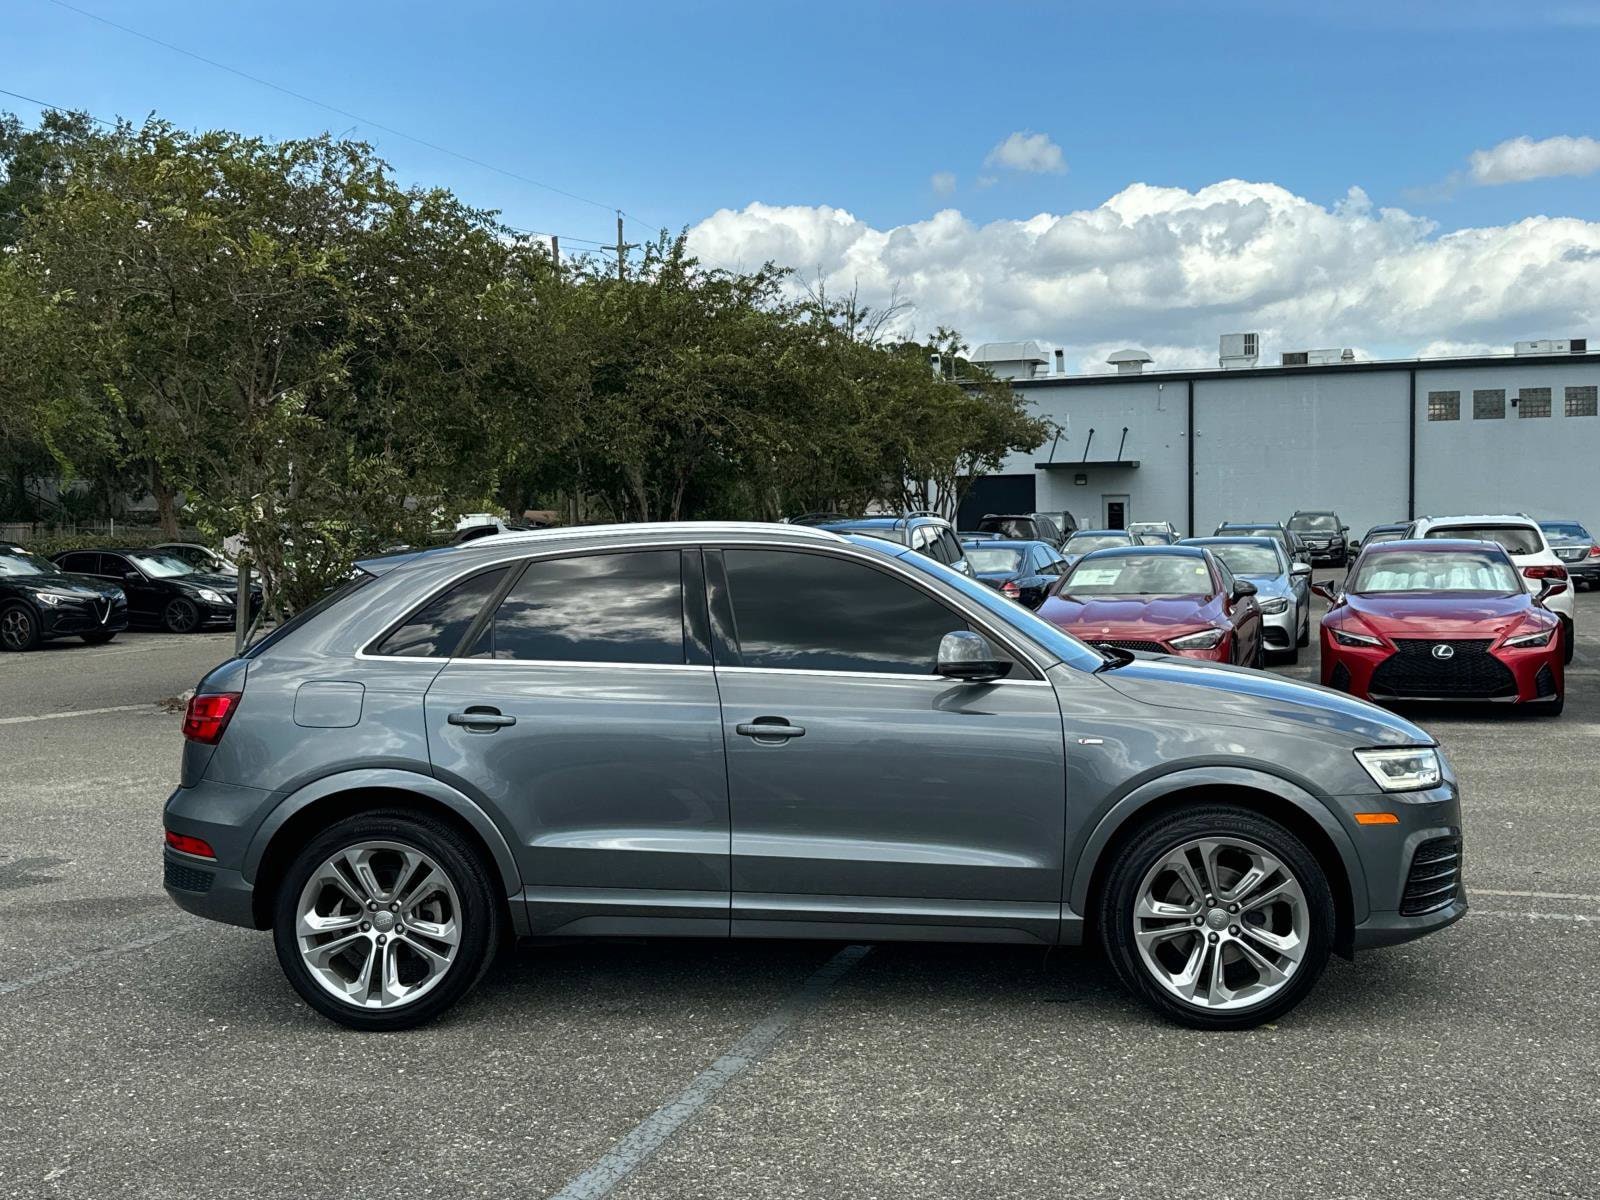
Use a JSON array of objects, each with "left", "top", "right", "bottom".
[{"left": 467, "top": 521, "right": 847, "bottom": 547}]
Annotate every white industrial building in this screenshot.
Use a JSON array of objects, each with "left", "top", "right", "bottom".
[{"left": 957, "top": 335, "right": 1600, "bottom": 538}]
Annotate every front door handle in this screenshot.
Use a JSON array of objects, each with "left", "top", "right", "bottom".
[
  {"left": 736, "top": 717, "right": 805, "bottom": 742},
  {"left": 448, "top": 706, "right": 517, "bottom": 731}
]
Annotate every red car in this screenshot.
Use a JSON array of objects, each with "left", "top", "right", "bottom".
[
  {"left": 1315, "top": 539, "right": 1565, "bottom": 714},
  {"left": 1036, "top": 544, "right": 1265, "bottom": 665}
]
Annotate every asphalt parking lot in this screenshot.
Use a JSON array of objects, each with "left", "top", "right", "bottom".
[{"left": 2, "top": 580, "right": 1598, "bottom": 1200}]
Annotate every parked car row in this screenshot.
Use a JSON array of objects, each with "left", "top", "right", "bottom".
[{"left": 0, "top": 543, "right": 260, "bottom": 651}]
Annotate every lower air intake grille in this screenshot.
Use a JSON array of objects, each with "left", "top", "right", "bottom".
[
  {"left": 1371, "top": 639, "right": 1514, "bottom": 699},
  {"left": 1329, "top": 662, "right": 1351, "bottom": 691},
  {"left": 165, "top": 860, "right": 215, "bottom": 893},
  {"left": 1095, "top": 639, "right": 1167, "bottom": 653},
  {"left": 1535, "top": 664, "right": 1557, "bottom": 698},
  {"left": 1400, "top": 836, "right": 1462, "bottom": 916}
]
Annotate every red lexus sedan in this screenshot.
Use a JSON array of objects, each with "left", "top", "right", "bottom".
[
  {"left": 1315, "top": 539, "right": 1565, "bottom": 714},
  {"left": 1036, "top": 544, "right": 1265, "bottom": 665}
]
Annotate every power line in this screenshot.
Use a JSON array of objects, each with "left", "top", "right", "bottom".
[
  {"left": 42, "top": 0, "right": 664, "bottom": 232},
  {"left": 0, "top": 83, "right": 614, "bottom": 252}
]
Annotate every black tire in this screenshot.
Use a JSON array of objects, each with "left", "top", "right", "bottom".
[
  {"left": 80, "top": 631, "right": 118, "bottom": 645},
  {"left": 1252, "top": 632, "right": 1265, "bottom": 669},
  {"left": 163, "top": 597, "right": 200, "bottom": 634},
  {"left": 272, "top": 810, "right": 501, "bottom": 1031},
  {"left": 1560, "top": 615, "right": 1574, "bottom": 665},
  {"left": 1297, "top": 610, "right": 1311, "bottom": 648},
  {"left": 1097, "top": 805, "right": 1335, "bottom": 1031},
  {"left": 0, "top": 602, "right": 41, "bottom": 652}
]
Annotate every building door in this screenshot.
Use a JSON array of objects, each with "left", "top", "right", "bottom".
[{"left": 1103, "top": 495, "right": 1129, "bottom": 530}]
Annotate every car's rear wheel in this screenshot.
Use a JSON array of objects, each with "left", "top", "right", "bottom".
[
  {"left": 163, "top": 598, "right": 200, "bottom": 634},
  {"left": 80, "top": 631, "right": 117, "bottom": 645},
  {"left": 1098, "top": 805, "right": 1334, "bottom": 1030},
  {"left": 0, "top": 603, "right": 41, "bottom": 652},
  {"left": 1560, "top": 615, "right": 1574, "bottom": 664},
  {"left": 273, "top": 810, "right": 501, "bottom": 1030}
]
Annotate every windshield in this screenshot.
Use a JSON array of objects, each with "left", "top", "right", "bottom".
[
  {"left": 0, "top": 550, "right": 59, "bottom": 577},
  {"left": 1206, "top": 544, "right": 1281, "bottom": 575},
  {"left": 966, "top": 548, "right": 1024, "bottom": 573},
  {"left": 1066, "top": 534, "right": 1132, "bottom": 554},
  {"left": 1062, "top": 554, "right": 1215, "bottom": 597},
  {"left": 126, "top": 552, "right": 198, "bottom": 578},
  {"left": 1289, "top": 514, "right": 1339, "bottom": 532},
  {"left": 1540, "top": 522, "right": 1591, "bottom": 542},
  {"left": 1352, "top": 550, "right": 1520, "bottom": 594},
  {"left": 1423, "top": 525, "right": 1541, "bottom": 555}
]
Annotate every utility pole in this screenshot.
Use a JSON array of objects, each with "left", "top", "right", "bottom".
[
  {"left": 550, "top": 234, "right": 559, "bottom": 270},
  {"left": 614, "top": 211, "right": 637, "bottom": 282}
]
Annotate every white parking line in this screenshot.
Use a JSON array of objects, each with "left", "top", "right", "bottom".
[
  {"left": 1468, "top": 887, "right": 1600, "bottom": 903},
  {"left": 547, "top": 944, "right": 871, "bottom": 1200},
  {"left": 0, "top": 704, "right": 155, "bottom": 725},
  {"left": 0, "top": 927, "right": 182, "bottom": 997},
  {"left": 1469, "top": 910, "right": 1597, "bottom": 923}
]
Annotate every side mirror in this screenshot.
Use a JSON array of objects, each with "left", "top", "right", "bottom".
[
  {"left": 1290, "top": 562, "right": 1313, "bottom": 579},
  {"left": 1310, "top": 581, "right": 1339, "bottom": 603},
  {"left": 1536, "top": 577, "right": 1568, "bottom": 606},
  {"left": 1232, "top": 579, "right": 1258, "bottom": 600},
  {"left": 936, "top": 630, "right": 1013, "bottom": 682},
  {"left": 1341, "top": 525, "right": 1350, "bottom": 532},
  {"left": 123, "top": 571, "right": 142, "bottom": 584}
]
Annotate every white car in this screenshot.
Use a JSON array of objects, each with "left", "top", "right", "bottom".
[{"left": 1406, "top": 514, "right": 1576, "bottom": 663}]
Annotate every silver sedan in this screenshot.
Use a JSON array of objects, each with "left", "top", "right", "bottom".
[{"left": 1181, "top": 536, "right": 1312, "bottom": 663}]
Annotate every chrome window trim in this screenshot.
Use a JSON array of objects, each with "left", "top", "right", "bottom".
[
  {"left": 349, "top": 536, "right": 1057, "bottom": 677},
  {"left": 713, "top": 665, "right": 1053, "bottom": 687}
]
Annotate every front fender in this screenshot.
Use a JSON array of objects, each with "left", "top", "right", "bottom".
[
  {"left": 242, "top": 767, "right": 523, "bottom": 897},
  {"left": 1066, "top": 764, "right": 1370, "bottom": 925}
]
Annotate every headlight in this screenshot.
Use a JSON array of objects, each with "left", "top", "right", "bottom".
[
  {"left": 1170, "top": 628, "right": 1225, "bottom": 649},
  {"left": 1332, "top": 627, "right": 1383, "bottom": 647},
  {"left": 1504, "top": 627, "right": 1554, "bottom": 648},
  {"left": 1355, "top": 746, "right": 1442, "bottom": 792},
  {"left": 195, "top": 588, "right": 227, "bottom": 605},
  {"left": 1258, "top": 596, "right": 1290, "bottom": 614},
  {"left": 35, "top": 592, "right": 71, "bottom": 606}
]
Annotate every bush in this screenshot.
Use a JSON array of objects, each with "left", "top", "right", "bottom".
[{"left": 11, "top": 528, "right": 208, "bottom": 557}]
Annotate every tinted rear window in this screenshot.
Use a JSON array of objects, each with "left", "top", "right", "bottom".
[
  {"left": 466, "top": 551, "right": 684, "bottom": 664},
  {"left": 373, "top": 567, "right": 510, "bottom": 658},
  {"left": 1423, "top": 525, "right": 1541, "bottom": 555}
]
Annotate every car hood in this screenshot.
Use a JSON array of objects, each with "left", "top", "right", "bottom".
[
  {"left": 177, "top": 571, "right": 250, "bottom": 592},
  {"left": 19, "top": 572, "right": 122, "bottom": 599},
  {"left": 1240, "top": 573, "right": 1294, "bottom": 600},
  {"left": 1038, "top": 595, "right": 1213, "bottom": 637},
  {"left": 1338, "top": 592, "right": 1544, "bottom": 637},
  {"left": 1100, "top": 656, "right": 1431, "bottom": 746}
]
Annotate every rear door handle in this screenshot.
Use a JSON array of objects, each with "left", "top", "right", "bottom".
[
  {"left": 448, "top": 706, "right": 517, "bottom": 731},
  {"left": 736, "top": 717, "right": 805, "bottom": 742}
]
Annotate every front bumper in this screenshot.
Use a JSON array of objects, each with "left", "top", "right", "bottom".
[
  {"left": 1332, "top": 781, "right": 1466, "bottom": 952},
  {"left": 1321, "top": 632, "right": 1563, "bottom": 705},
  {"left": 40, "top": 598, "right": 129, "bottom": 638},
  {"left": 1260, "top": 605, "right": 1298, "bottom": 650},
  {"left": 1302, "top": 543, "right": 1346, "bottom": 565}
]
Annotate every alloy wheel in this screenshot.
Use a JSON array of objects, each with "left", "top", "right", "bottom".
[
  {"left": 1132, "top": 836, "right": 1309, "bottom": 1011},
  {"left": 295, "top": 840, "right": 463, "bottom": 1010},
  {"left": 164, "top": 599, "right": 198, "bottom": 633},
  {"left": 0, "top": 607, "right": 35, "bottom": 650}
]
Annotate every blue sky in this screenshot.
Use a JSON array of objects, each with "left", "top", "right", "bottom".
[{"left": 7, "top": 0, "right": 1600, "bottom": 362}]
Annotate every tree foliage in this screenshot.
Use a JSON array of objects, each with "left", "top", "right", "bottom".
[{"left": 0, "top": 110, "right": 1049, "bottom": 610}]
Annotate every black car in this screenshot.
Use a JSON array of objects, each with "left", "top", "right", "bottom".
[
  {"left": 50, "top": 548, "right": 261, "bottom": 633},
  {"left": 1287, "top": 510, "right": 1350, "bottom": 566},
  {"left": 962, "top": 538, "right": 1067, "bottom": 608},
  {"left": 0, "top": 546, "right": 128, "bottom": 651},
  {"left": 1540, "top": 520, "right": 1600, "bottom": 590},
  {"left": 976, "top": 513, "right": 1067, "bottom": 548},
  {"left": 1349, "top": 522, "right": 1409, "bottom": 556}
]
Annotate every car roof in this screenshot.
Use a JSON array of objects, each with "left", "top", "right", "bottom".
[
  {"left": 1362, "top": 538, "right": 1512, "bottom": 554},
  {"left": 1290, "top": 510, "right": 1338, "bottom": 516},
  {"left": 1218, "top": 521, "right": 1283, "bottom": 529},
  {"left": 1077, "top": 543, "right": 1206, "bottom": 559},
  {"left": 966, "top": 539, "right": 1050, "bottom": 550},
  {"left": 1414, "top": 513, "right": 1536, "bottom": 527},
  {"left": 1183, "top": 536, "right": 1280, "bottom": 550},
  {"left": 1067, "top": 528, "right": 1132, "bottom": 537}
]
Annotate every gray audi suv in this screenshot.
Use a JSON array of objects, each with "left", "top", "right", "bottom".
[{"left": 163, "top": 522, "right": 1465, "bottom": 1031}]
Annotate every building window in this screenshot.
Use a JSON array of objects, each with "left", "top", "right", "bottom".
[
  {"left": 1565, "top": 386, "right": 1598, "bottom": 417},
  {"left": 1518, "top": 387, "right": 1552, "bottom": 418},
  {"left": 1426, "top": 390, "right": 1460, "bottom": 421},
  {"left": 1473, "top": 389, "right": 1505, "bottom": 419}
]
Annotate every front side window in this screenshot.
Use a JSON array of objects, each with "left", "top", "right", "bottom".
[
  {"left": 467, "top": 551, "right": 684, "bottom": 664},
  {"left": 1423, "top": 525, "right": 1541, "bottom": 555},
  {"left": 1353, "top": 551, "right": 1520, "bottom": 594},
  {"left": 1062, "top": 554, "right": 1217, "bottom": 598},
  {"left": 722, "top": 549, "right": 967, "bottom": 674},
  {"left": 374, "top": 567, "right": 510, "bottom": 658}
]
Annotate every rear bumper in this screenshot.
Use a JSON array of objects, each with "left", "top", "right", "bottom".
[
  {"left": 163, "top": 779, "right": 278, "bottom": 929},
  {"left": 163, "top": 854, "right": 257, "bottom": 928}
]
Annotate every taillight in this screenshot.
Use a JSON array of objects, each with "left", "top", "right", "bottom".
[
  {"left": 1590, "top": 545, "right": 1600, "bottom": 558},
  {"left": 183, "top": 692, "right": 241, "bottom": 744},
  {"left": 1523, "top": 565, "right": 1568, "bottom": 580},
  {"left": 1001, "top": 580, "right": 1021, "bottom": 598},
  {"left": 165, "top": 829, "right": 216, "bottom": 858}
]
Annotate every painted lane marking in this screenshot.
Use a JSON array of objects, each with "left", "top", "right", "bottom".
[
  {"left": 1468, "top": 910, "right": 1597, "bottom": 924},
  {"left": 547, "top": 944, "right": 871, "bottom": 1200},
  {"left": 0, "top": 703, "right": 157, "bottom": 725},
  {"left": 1468, "top": 887, "right": 1600, "bottom": 903},
  {"left": 0, "top": 927, "right": 182, "bottom": 996}
]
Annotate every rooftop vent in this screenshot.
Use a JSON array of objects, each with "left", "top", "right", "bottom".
[
  {"left": 1514, "top": 338, "right": 1587, "bottom": 356},
  {"left": 1106, "top": 348, "right": 1154, "bottom": 375},
  {"left": 1281, "top": 348, "right": 1355, "bottom": 366},
  {"left": 1219, "top": 332, "right": 1260, "bottom": 369},
  {"left": 971, "top": 340, "right": 1050, "bottom": 380}
]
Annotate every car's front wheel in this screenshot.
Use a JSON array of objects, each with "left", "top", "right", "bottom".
[
  {"left": 273, "top": 810, "right": 501, "bottom": 1030},
  {"left": 0, "top": 603, "right": 41, "bottom": 651},
  {"left": 1098, "top": 805, "right": 1335, "bottom": 1030},
  {"left": 163, "top": 598, "right": 200, "bottom": 634}
]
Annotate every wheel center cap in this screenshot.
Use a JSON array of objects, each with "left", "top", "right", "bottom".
[
  {"left": 1205, "top": 907, "right": 1230, "bottom": 931},
  {"left": 372, "top": 910, "right": 396, "bottom": 933}
]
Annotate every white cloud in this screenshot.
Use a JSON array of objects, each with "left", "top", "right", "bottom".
[
  {"left": 983, "top": 131, "right": 1066, "bottom": 175},
  {"left": 930, "top": 171, "right": 957, "bottom": 196},
  {"left": 1469, "top": 134, "right": 1600, "bottom": 184},
  {"left": 686, "top": 180, "right": 1600, "bottom": 363}
]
